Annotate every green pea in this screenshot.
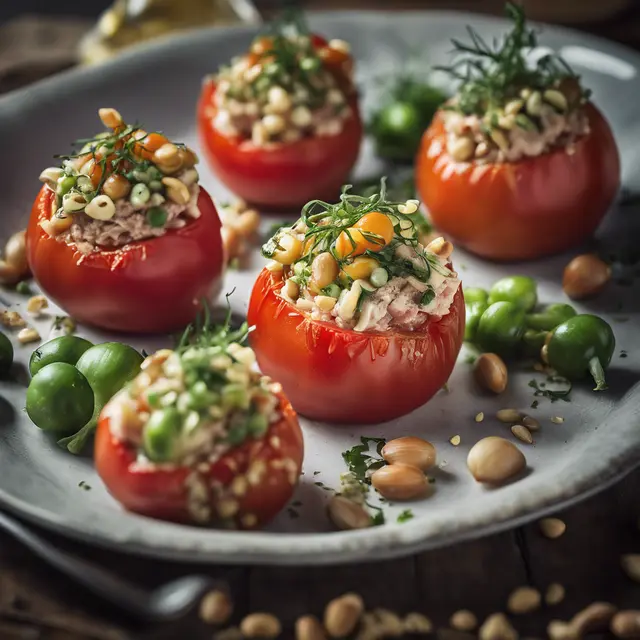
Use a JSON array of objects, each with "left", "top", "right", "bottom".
[
  {"left": 222, "top": 384, "right": 249, "bottom": 410},
  {"left": 147, "top": 207, "right": 168, "bottom": 228},
  {"left": 247, "top": 412, "right": 269, "bottom": 438},
  {"left": 146, "top": 166, "right": 163, "bottom": 181},
  {"left": 26, "top": 363, "right": 94, "bottom": 434},
  {"left": 56, "top": 175, "right": 76, "bottom": 197},
  {"left": 132, "top": 169, "right": 151, "bottom": 184},
  {"left": 300, "top": 57, "right": 321, "bottom": 72},
  {"left": 227, "top": 421, "right": 248, "bottom": 446},
  {"left": 370, "top": 267, "right": 389, "bottom": 288},
  {"left": 143, "top": 408, "right": 182, "bottom": 462},
  {"left": 0, "top": 331, "right": 13, "bottom": 374},
  {"left": 526, "top": 303, "right": 577, "bottom": 332},
  {"left": 463, "top": 287, "right": 489, "bottom": 305},
  {"left": 148, "top": 180, "right": 163, "bottom": 193},
  {"left": 130, "top": 183, "right": 151, "bottom": 208},
  {"left": 476, "top": 301, "right": 526, "bottom": 357},
  {"left": 188, "top": 380, "right": 212, "bottom": 410},
  {"left": 371, "top": 101, "right": 423, "bottom": 161},
  {"left": 488, "top": 276, "right": 538, "bottom": 312},
  {"left": 323, "top": 283, "right": 341, "bottom": 299},
  {"left": 29, "top": 335, "right": 93, "bottom": 377}
]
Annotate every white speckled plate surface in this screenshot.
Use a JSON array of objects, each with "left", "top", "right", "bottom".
[{"left": 0, "top": 11, "right": 639, "bottom": 565}]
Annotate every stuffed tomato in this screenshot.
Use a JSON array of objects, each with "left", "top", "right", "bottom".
[
  {"left": 27, "top": 108, "right": 224, "bottom": 334},
  {"left": 197, "top": 17, "right": 363, "bottom": 209},
  {"left": 416, "top": 3, "right": 620, "bottom": 261},
  {"left": 95, "top": 321, "right": 303, "bottom": 528},
  {"left": 247, "top": 185, "right": 465, "bottom": 424}
]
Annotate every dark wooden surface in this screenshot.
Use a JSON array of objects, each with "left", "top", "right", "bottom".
[{"left": 1, "top": 2, "right": 640, "bottom": 638}]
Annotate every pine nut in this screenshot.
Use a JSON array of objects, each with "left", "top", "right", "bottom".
[
  {"left": 17, "top": 327, "right": 40, "bottom": 344},
  {"left": 467, "top": 437, "right": 526, "bottom": 485},
  {"left": 479, "top": 613, "right": 517, "bottom": 640},
  {"left": 507, "top": 586, "right": 541, "bottom": 614},
  {"left": 327, "top": 495, "right": 371, "bottom": 530},
  {"left": 475, "top": 412, "right": 485, "bottom": 423},
  {"left": 497, "top": 409, "right": 522, "bottom": 423},
  {"left": 526, "top": 91, "right": 543, "bottom": 116},
  {"left": 563, "top": 254, "right": 611, "bottom": 300},
  {"left": 252, "top": 122, "right": 268, "bottom": 146},
  {"left": 543, "top": 89, "right": 569, "bottom": 112},
  {"left": 312, "top": 252, "right": 339, "bottom": 289},
  {"left": 571, "top": 602, "right": 617, "bottom": 635},
  {"left": 371, "top": 609, "right": 404, "bottom": 636},
  {"left": 547, "top": 620, "right": 577, "bottom": 640},
  {"left": 39, "top": 167, "right": 64, "bottom": 188},
  {"left": 153, "top": 143, "right": 184, "bottom": 175},
  {"left": 450, "top": 435, "right": 461, "bottom": 446},
  {"left": 265, "top": 260, "right": 283, "bottom": 273},
  {"left": 328, "top": 38, "right": 351, "bottom": 53},
  {"left": 551, "top": 416, "right": 565, "bottom": 424},
  {"left": 98, "top": 107, "right": 123, "bottom": 129},
  {"left": 26, "top": 296, "right": 48, "bottom": 315},
  {"left": 295, "top": 615, "right": 326, "bottom": 640},
  {"left": 451, "top": 610, "right": 478, "bottom": 632},
  {"left": 267, "top": 85, "right": 292, "bottom": 113},
  {"left": 490, "top": 128, "right": 509, "bottom": 152},
  {"left": 475, "top": 141, "right": 490, "bottom": 158},
  {"left": 621, "top": 554, "right": 640, "bottom": 583},
  {"left": 426, "top": 236, "right": 453, "bottom": 258},
  {"left": 262, "top": 114, "right": 286, "bottom": 136},
  {"left": 474, "top": 353, "right": 508, "bottom": 394},
  {"left": 521, "top": 416, "right": 540, "bottom": 431},
  {"left": 85, "top": 194, "right": 116, "bottom": 220},
  {"left": 1, "top": 311, "right": 26, "bottom": 328},
  {"left": 282, "top": 279, "right": 300, "bottom": 300},
  {"left": 371, "top": 463, "right": 432, "bottom": 501},
  {"left": 539, "top": 518, "right": 566, "bottom": 539},
  {"left": 511, "top": 425, "right": 533, "bottom": 445},
  {"left": 448, "top": 136, "right": 475, "bottom": 162},
  {"left": 240, "top": 612, "right": 281, "bottom": 638},
  {"left": 398, "top": 199, "right": 420, "bottom": 215},
  {"left": 199, "top": 589, "right": 233, "bottom": 625},
  {"left": 315, "top": 296, "right": 337, "bottom": 312},
  {"left": 337, "top": 281, "right": 362, "bottom": 322},
  {"left": 545, "top": 583, "right": 566, "bottom": 606},
  {"left": 381, "top": 436, "right": 436, "bottom": 471},
  {"left": 296, "top": 298, "right": 314, "bottom": 312},
  {"left": 324, "top": 593, "right": 364, "bottom": 638},
  {"left": 611, "top": 611, "right": 640, "bottom": 639},
  {"left": 5, "top": 230, "right": 28, "bottom": 274},
  {"left": 291, "top": 105, "right": 313, "bottom": 128},
  {"left": 180, "top": 168, "right": 199, "bottom": 187},
  {"left": 162, "top": 177, "right": 190, "bottom": 205},
  {"left": 235, "top": 209, "right": 260, "bottom": 236},
  {"left": 505, "top": 99, "right": 524, "bottom": 116},
  {"left": 62, "top": 192, "right": 88, "bottom": 213},
  {"left": 403, "top": 613, "right": 433, "bottom": 633}
]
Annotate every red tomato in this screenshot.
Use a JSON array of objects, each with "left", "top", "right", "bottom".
[
  {"left": 95, "top": 393, "right": 303, "bottom": 528},
  {"left": 197, "top": 80, "right": 363, "bottom": 210},
  {"left": 416, "top": 103, "right": 620, "bottom": 261},
  {"left": 26, "top": 185, "right": 225, "bottom": 334},
  {"left": 247, "top": 269, "right": 465, "bottom": 424}
]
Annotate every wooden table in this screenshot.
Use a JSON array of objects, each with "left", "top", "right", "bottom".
[{"left": 1, "top": 4, "right": 640, "bottom": 639}]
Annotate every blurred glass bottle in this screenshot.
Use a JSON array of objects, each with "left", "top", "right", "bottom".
[{"left": 79, "top": 0, "right": 262, "bottom": 65}]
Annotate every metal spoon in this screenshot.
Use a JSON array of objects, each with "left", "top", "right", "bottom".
[{"left": 0, "top": 510, "right": 223, "bottom": 621}]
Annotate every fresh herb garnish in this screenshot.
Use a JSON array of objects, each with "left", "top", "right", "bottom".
[
  {"left": 15, "top": 281, "right": 33, "bottom": 295},
  {"left": 420, "top": 286, "right": 436, "bottom": 307},
  {"left": 528, "top": 376, "right": 572, "bottom": 402},
  {"left": 397, "top": 509, "right": 414, "bottom": 524},
  {"left": 436, "top": 2, "right": 588, "bottom": 117},
  {"left": 342, "top": 436, "right": 387, "bottom": 488}
]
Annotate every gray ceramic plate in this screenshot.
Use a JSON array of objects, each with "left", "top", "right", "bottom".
[{"left": 1, "top": 11, "right": 639, "bottom": 565}]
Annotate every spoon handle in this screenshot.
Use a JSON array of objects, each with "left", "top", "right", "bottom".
[{"left": 0, "top": 509, "right": 154, "bottom": 617}]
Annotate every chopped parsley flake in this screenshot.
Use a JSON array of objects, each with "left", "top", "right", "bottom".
[{"left": 397, "top": 509, "right": 414, "bottom": 523}]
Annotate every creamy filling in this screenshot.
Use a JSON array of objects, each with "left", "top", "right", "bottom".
[
  {"left": 55, "top": 175, "right": 201, "bottom": 255},
  {"left": 443, "top": 102, "right": 589, "bottom": 164},
  {"left": 212, "top": 54, "right": 352, "bottom": 146}
]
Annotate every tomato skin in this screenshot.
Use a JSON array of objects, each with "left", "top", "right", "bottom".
[
  {"left": 94, "top": 393, "right": 303, "bottom": 529},
  {"left": 247, "top": 269, "right": 465, "bottom": 424},
  {"left": 197, "top": 80, "right": 363, "bottom": 209},
  {"left": 416, "top": 103, "right": 621, "bottom": 261},
  {"left": 26, "top": 186, "right": 225, "bottom": 334}
]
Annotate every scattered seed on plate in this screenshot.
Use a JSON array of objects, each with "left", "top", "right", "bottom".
[
  {"left": 497, "top": 409, "right": 521, "bottom": 423},
  {"left": 611, "top": 611, "right": 640, "bottom": 639},
  {"left": 621, "top": 554, "right": 640, "bottom": 583},
  {"left": 17, "top": 327, "right": 40, "bottom": 344},
  {"left": 507, "top": 586, "right": 541, "bottom": 614},
  {"left": 571, "top": 602, "right": 617, "bottom": 635},
  {"left": 199, "top": 590, "right": 233, "bottom": 625},
  {"left": 475, "top": 412, "right": 484, "bottom": 423},
  {"left": 450, "top": 435, "right": 461, "bottom": 446},
  {"left": 521, "top": 415, "right": 540, "bottom": 432},
  {"left": 240, "top": 613, "right": 282, "bottom": 639},
  {"left": 450, "top": 610, "right": 478, "bottom": 631},
  {"left": 539, "top": 517, "right": 566, "bottom": 539},
  {"left": 547, "top": 620, "right": 576, "bottom": 640},
  {"left": 551, "top": 416, "right": 565, "bottom": 424},
  {"left": 511, "top": 425, "right": 533, "bottom": 445},
  {"left": 403, "top": 612, "right": 433, "bottom": 634},
  {"left": 479, "top": 613, "right": 517, "bottom": 640},
  {"left": 545, "top": 583, "right": 566, "bottom": 606}
]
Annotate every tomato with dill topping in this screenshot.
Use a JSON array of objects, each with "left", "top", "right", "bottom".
[
  {"left": 27, "top": 185, "right": 225, "bottom": 334},
  {"left": 197, "top": 31, "right": 362, "bottom": 210},
  {"left": 95, "top": 391, "right": 303, "bottom": 528},
  {"left": 416, "top": 103, "right": 620, "bottom": 261},
  {"left": 247, "top": 268, "right": 465, "bottom": 424}
]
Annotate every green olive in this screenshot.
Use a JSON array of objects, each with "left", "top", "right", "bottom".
[
  {"left": 143, "top": 408, "right": 182, "bottom": 462},
  {"left": 29, "top": 336, "right": 93, "bottom": 377},
  {"left": 476, "top": 301, "right": 526, "bottom": 357},
  {"left": 0, "top": 331, "right": 13, "bottom": 374},
  {"left": 488, "top": 276, "right": 538, "bottom": 312},
  {"left": 26, "top": 363, "right": 94, "bottom": 434}
]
